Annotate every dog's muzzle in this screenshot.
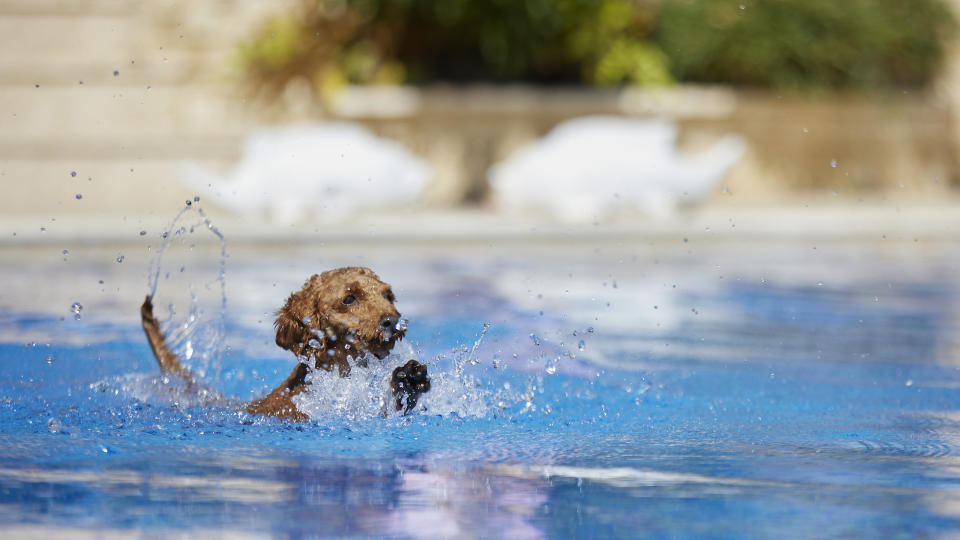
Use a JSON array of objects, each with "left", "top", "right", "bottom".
[
  {"left": 378, "top": 314, "right": 406, "bottom": 340},
  {"left": 372, "top": 315, "right": 406, "bottom": 358}
]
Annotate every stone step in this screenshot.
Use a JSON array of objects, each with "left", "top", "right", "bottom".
[
  {"left": 0, "top": 14, "right": 137, "bottom": 68},
  {"left": 0, "top": 29, "right": 234, "bottom": 86},
  {"left": 0, "top": 2, "right": 276, "bottom": 85},
  {"left": 0, "top": 159, "right": 208, "bottom": 218},
  {"left": 0, "top": 0, "right": 138, "bottom": 17},
  {"left": 0, "top": 85, "right": 255, "bottom": 139},
  {"left": 0, "top": 136, "right": 240, "bottom": 161},
  {"left": 0, "top": 50, "right": 216, "bottom": 86}
]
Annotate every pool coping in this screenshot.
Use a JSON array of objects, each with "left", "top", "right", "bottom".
[{"left": 2, "top": 204, "right": 959, "bottom": 246}]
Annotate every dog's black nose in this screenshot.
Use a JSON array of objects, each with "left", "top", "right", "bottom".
[{"left": 379, "top": 315, "right": 397, "bottom": 330}]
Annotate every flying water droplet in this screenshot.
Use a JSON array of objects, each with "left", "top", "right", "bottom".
[
  {"left": 44, "top": 354, "right": 55, "bottom": 364},
  {"left": 830, "top": 159, "right": 838, "bottom": 168},
  {"left": 578, "top": 340, "right": 585, "bottom": 351},
  {"left": 70, "top": 302, "right": 83, "bottom": 320},
  {"left": 116, "top": 254, "right": 125, "bottom": 263}
]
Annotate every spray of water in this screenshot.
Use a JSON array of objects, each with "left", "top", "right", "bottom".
[
  {"left": 147, "top": 201, "right": 227, "bottom": 383},
  {"left": 292, "top": 339, "right": 492, "bottom": 421}
]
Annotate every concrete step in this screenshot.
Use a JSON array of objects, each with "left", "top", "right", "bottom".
[
  {"left": 0, "top": 159, "right": 206, "bottom": 218},
  {"left": 0, "top": 0, "right": 139, "bottom": 16},
  {"left": 0, "top": 136, "right": 241, "bottom": 161},
  {"left": 0, "top": 1, "right": 277, "bottom": 85},
  {"left": 3, "top": 204, "right": 960, "bottom": 246},
  {"left": 0, "top": 58, "right": 203, "bottom": 86},
  {"left": 0, "top": 14, "right": 137, "bottom": 70},
  {"left": 0, "top": 85, "right": 255, "bottom": 139}
]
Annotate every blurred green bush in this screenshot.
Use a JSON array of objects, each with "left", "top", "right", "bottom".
[
  {"left": 237, "top": 0, "right": 670, "bottom": 96},
  {"left": 658, "top": 0, "right": 956, "bottom": 90},
  {"left": 237, "top": 0, "right": 955, "bottom": 96}
]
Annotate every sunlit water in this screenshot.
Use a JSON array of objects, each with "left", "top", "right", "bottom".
[{"left": 1, "top": 221, "right": 959, "bottom": 537}]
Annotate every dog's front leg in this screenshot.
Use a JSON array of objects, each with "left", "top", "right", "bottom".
[{"left": 390, "top": 360, "right": 431, "bottom": 415}]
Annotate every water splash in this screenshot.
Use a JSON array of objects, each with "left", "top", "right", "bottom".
[
  {"left": 137, "top": 206, "right": 517, "bottom": 422},
  {"left": 293, "top": 340, "right": 492, "bottom": 422},
  {"left": 90, "top": 373, "right": 231, "bottom": 409},
  {"left": 456, "top": 322, "right": 490, "bottom": 377},
  {"left": 147, "top": 203, "right": 227, "bottom": 383}
]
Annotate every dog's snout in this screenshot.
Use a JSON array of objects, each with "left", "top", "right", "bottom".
[{"left": 379, "top": 315, "right": 397, "bottom": 330}]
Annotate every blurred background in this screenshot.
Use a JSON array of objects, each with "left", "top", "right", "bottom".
[{"left": 2, "top": 0, "right": 960, "bottom": 239}]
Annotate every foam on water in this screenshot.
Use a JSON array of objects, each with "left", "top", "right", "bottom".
[
  {"left": 292, "top": 341, "right": 492, "bottom": 422},
  {"left": 92, "top": 338, "right": 500, "bottom": 422},
  {"left": 90, "top": 372, "right": 232, "bottom": 409}
]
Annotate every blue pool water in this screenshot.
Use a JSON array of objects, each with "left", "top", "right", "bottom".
[{"left": 1, "top": 224, "right": 959, "bottom": 537}]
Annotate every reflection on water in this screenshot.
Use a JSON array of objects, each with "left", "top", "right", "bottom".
[{"left": 0, "top": 238, "right": 958, "bottom": 537}]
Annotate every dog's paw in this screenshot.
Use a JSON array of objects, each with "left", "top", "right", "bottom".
[{"left": 391, "top": 359, "right": 431, "bottom": 414}]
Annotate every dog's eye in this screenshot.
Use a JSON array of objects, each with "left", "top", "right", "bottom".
[
  {"left": 384, "top": 291, "right": 395, "bottom": 303},
  {"left": 341, "top": 294, "right": 356, "bottom": 306}
]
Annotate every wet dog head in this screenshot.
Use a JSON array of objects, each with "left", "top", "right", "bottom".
[{"left": 274, "top": 267, "right": 405, "bottom": 372}]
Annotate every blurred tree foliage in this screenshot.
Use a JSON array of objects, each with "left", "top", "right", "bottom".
[
  {"left": 237, "top": 0, "right": 955, "bottom": 96},
  {"left": 657, "top": 0, "right": 956, "bottom": 90},
  {"left": 237, "top": 0, "right": 670, "bottom": 96}
]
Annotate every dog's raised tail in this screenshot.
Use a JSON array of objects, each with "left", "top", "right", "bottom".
[{"left": 141, "top": 295, "right": 197, "bottom": 385}]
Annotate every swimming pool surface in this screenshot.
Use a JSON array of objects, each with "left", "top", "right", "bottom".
[{"left": 1, "top": 222, "right": 959, "bottom": 537}]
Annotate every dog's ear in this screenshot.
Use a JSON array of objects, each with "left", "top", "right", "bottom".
[
  {"left": 274, "top": 308, "right": 308, "bottom": 353},
  {"left": 274, "top": 274, "right": 322, "bottom": 353}
]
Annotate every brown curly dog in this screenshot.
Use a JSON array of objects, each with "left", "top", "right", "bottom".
[{"left": 141, "top": 267, "right": 430, "bottom": 421}]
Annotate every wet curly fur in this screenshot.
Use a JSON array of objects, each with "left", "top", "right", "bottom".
[{"left": 141, "top": 267, "right": 430, "bottom": 421}]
